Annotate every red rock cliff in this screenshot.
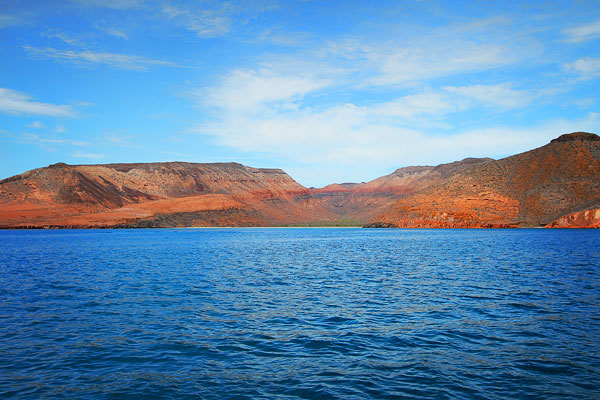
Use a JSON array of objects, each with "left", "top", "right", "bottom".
[{"left": 369, "top": 132, "right": 600, "bottom": 228}]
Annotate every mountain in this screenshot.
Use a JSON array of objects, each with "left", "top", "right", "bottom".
[
  {"left": 0, "top": 162, "right": 322, "bottom": 228},
  {"left": 0, "top": 156, "right": 492, "bottom": 228},
  {"left": 1, "top": 132, "right": 598, "bottom": 228},
  {"left": 368, "top": 132, "right": 600, "bottom": 228},
  {"left": 303, "top": 157, "right": 492, "bottom": 222}
]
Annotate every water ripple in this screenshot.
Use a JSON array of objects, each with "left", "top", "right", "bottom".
[{"left": 0, "top": 228, "right": 599, "bottom": 399}]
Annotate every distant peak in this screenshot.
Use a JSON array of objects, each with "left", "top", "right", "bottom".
[
  {"left": 550, "top": 132, "right": 599, "bottom": 143},
  {"left": 49, "top": 162, "right": 69, "bottom": 168},
  {"left": 460, "top": 157, "right": 494, "bottom": 163}
]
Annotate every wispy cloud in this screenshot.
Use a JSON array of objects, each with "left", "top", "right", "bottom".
[
  {"left": 195, "top": 94, "right": 600, "bottom": 184},
  {"left": 443, "top": 84, "right": 534, "bottom": 109},
  {"left": 75, "top": 100, "right": 93, "bottom": 107},
  {"left": 254, "top": 28, "right": 311, "bottom": 47},
  {"left": 27, "top": 121, "right": 46, "bottom": 129},
  {"left": 181, "top": 10, "right": 569, "bottom": 185},
  {"left": 15, "top": 132, "right": 87, "bottom": 148},
  {"left": 320, "top": 20, "right": 520, "bottom": 88},
  {"left": 70, "top": 0, "right": 145, "bottom": 9},
  {"left": 367, "top": 43, "right": 513, "bottom": 86},
  {"left": 0, "top": 13, "right": 24, "bottom": 28},
  {"left": 23, "top": 133, "right": 66, "bottom": 145},
  {"left": 0, "top": 88, "right": 75, "bottom": 117},
  {"left": 564, "top": 57, "right": 600, "bottom": 79},
  {"left": 159, "top": 1, "right": 281, "bottom": 38},
  {"left": 162, "top": 4, "right": 231, "bottom": 38},
  {"left": 191, "top": 51, "right": 550, "bottom": 185},
  {"left": 199, "top": 69, "right": 333, "bottom": 111},
  {"left": 368, "top": 93, "right": 455, "bottom": 120},
  {"left": 95, "top": 24, "right": 128, "bottom": 39},
  {"left": 563, "top": 20, "right": 600, "bottom": 42},
  {"left": 105, "top": 134, "right": 142, "bottom": 149},
  {"left": 41, "top": 30, "right": 85, "bottom": 46},
  {"left": 23, "top": 46, "right": 176, "bottom": 70},
  {"left": 73, "top": 151, "right": 105, "bottom": 159}
]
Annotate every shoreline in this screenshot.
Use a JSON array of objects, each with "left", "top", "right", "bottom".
[{"left": 1, "top": 225, "right": 597, "bottom": 230}]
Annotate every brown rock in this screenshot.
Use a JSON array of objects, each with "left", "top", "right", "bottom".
[
  {"left": 545, "top": 208, "right": 600, "bottom": 228},
  {"left": 1, "top": 132, "right": 599, "bottom": 228},
  {"left": 370, "top": 132, "right": 600, "bottom": 228}
]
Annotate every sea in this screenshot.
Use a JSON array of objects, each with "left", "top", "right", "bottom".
[{"left": 0, "top": 228, "right": 599, "bottom": 399}]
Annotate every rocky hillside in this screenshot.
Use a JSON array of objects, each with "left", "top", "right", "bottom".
[
  {"left": 304, "top": 158, "right": 492, "bottom": 222},
  {"left": 0, "top": 162, "right": 322, "bottom": 228},
  {"left": 368, "top": 132, "right": 600, "bottom": 228},
  {"left": 1, "top": 132, "right": 598, "bottom": 228},
  {"left": 0, "top": 157, "right": 492, "bottom": 228}
]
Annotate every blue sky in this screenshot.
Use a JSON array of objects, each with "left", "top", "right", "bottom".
[{"left": 1, "top": 0, "right": 599, "bottom": 187}]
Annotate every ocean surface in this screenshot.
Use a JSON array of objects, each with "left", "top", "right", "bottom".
[{"left": 0, "top": 228, "right": 599, "bottom": 399}]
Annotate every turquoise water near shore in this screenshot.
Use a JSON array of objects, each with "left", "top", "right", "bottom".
[{"left": 1, "top": 228, "right": 599, "bottom": 399}]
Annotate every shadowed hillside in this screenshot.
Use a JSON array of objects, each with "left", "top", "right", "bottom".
[
  {"left": 1, "top": 132, "right": 599, "bottom": 228},
  {"left": 0, "top": 162, "right": 318, "bottom": 228},
  {"left": 367, "top": 132, "right": 600, "bottom": 228}
]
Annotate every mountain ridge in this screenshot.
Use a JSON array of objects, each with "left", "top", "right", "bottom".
[
  {"left": 369, "top": 131, "right": 600, "bottom": 228},
  {"left": 1, "top": 132, "right": 599, "bottom": 228}
]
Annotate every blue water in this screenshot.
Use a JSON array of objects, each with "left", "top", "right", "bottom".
[{"left": 0, "top": 228, "right": 599, "bottom": 399}]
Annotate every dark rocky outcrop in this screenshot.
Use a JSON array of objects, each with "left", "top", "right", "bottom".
[{"left": 550, "top": 131, "right": 599, "bottom": 143}]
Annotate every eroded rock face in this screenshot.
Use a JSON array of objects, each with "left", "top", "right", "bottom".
[
  {"left": 0, "top": 157, "right": 494, "bottom": 228},
  {"left": 546, "top": 208, "right": 600, "bottom": 228},
  {"left": 369, "top": 132, "right": 600, "bottom": 228},
  {"left": 303, "top": 158, "right": 493, "bottom": 222},
  {"left": 1, "top": 132, "right": 599, "bottom": 228},
  {"left": 0, "top": 162, "right": 316, "bottom": 228}
]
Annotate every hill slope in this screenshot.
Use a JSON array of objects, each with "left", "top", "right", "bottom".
[
  {"left": 0, "top": 162, "right": 320, "bottom": 228},
  {"left": 368, "top": 132, "right": 600, "bottom": 228},
  {"left": 1, "top": 132, "right": 598, "bottom": 228},
  {"left": 305, "top": 158, "right": 492, "bottom": 222},
  {"left": 0, "top": 157, "right": 492, "bottom": 228}
]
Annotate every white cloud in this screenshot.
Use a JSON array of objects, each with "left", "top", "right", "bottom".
[
  {"left": 199, "top": 69, "right": 332, "bottom": 111},
  {"left": 179, "top": 14, "right": 580, "bottom": 185},
  {"left": 98, "top": 25, "right": 128, "bottom": 39},
  {"left": 321, "top": 34, "right": 517, "bottom": 88},
  {"left": 191, "top": 55, "right": 597, "bottom": 185},
  {"left": 23, "top": 46, "right": 176, "bottom": 70},
  {"left": 0, "top": 88, "right": 75, "bottom": 117},
  {"left": 565, "top": 57, "right": 600, "bottom": 79},
  {"left": 73, "top": 151, "right": 105, "bottom": 159},
  {"left": 23, "top": 133, "right": 66, "bottom": 145},
  {"left": 19, "top": 133, "right": 88, "bottom": 147},
  {"left": 159, "top": 1, "right": 279, "bottom": 38},
  {"left": 162, "top": 4, "right": 231, "bottom": 38},
  {"left": 371, "top": 93, "right": 455, "bottom": 118},
  {"left": 443, "top": 84, "right": 533, "bottom": 109},
  {"left": 41, "top": 30, "right": 84, "bottom": 46},
  {"left": 255, "top": 29, "right": 311, "bottom": 47},
  {"left": 27, "top": 121, "right": 46, "bottom": 129},
  {"left": 0, "top": 14, "right": 24, "bottom": 28},
  {"left": 369, "top": 43, "right": 512, "bottom": 86},
  {"left": 195, "top": 102, "right": 600, "bottom": 186},
  {"left": 563, "top": 20, "right": 600, "bottom": 42},
  {"left": 55, "top": 125, "right": 67, "bottom": 133},
  {"left": 70, "top": 0, "right": 145, "bottom": 9},
  {"left": 19, "top": 132, "right": 89, "bottom": 151}
]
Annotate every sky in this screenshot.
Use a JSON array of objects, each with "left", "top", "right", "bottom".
[{"left": 1, "top": 0, "right": 599, "bottom": 187}]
